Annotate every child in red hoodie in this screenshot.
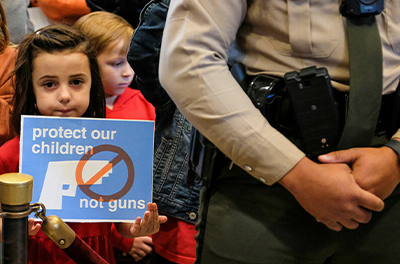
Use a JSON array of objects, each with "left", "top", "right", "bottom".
[{"left": 74, "top": 11, "right": 156, "bottom": 262}]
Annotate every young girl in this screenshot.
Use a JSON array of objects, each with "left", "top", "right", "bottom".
[
  {"left": 0, "top": 24, "right": 166, "bottom": 264},
  {"left": 74, "top": 11, "right": 156, "bottom": 262}
]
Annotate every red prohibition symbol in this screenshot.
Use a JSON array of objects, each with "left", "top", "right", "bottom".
[{"left": 75, "top": 144, "right": 135, "bottom": 202}]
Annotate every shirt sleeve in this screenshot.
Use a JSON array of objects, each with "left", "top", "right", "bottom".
[
  {"left": 159, "top": 0, "right": 305, "bottom": 185},
  {"left": 110, "top": 223, "right": 134, "bottom": 253}
]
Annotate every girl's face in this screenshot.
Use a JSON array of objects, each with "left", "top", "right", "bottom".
[
  {"left": 97, "top": 40, "right": 134, "bottom": 98},
  {"left": 32, "top": 51, "right": 92, "bottom": 117}
]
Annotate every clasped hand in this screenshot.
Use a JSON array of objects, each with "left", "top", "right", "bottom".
[
  {"left": 311, "top": 145, "right": 400, "bottom": 231},
  {"left": 319, "top": 146, "right": 400, "bottom": 200},
  {"left": 279, "top": 145, "right": 400, "bottom": 232}
]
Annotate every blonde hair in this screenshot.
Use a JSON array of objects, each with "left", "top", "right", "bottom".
[
  {"left": 0, "top": 1, "right": 10, "bottom": 54},
  {"left": 74, "top": 11, "right": 133, "bottom": 56}
]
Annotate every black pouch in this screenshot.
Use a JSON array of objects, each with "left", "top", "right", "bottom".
[{"left": 284, "top": 66, "right": 341, "bottom": 156}]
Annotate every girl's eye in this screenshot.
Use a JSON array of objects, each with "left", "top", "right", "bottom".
[
  {"left": 71, "top": 79, "right": 83, "bottom": 86},
  {"left": 43, "top": 82, "right": 55, "bottom": 88}
]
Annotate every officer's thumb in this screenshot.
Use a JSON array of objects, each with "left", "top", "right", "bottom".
[{"left": 318, "top": 150, "right": 350, "bottom": 164}]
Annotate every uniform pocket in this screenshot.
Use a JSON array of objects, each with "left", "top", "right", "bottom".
[
  {"left": 383, "top": 1, "right": 400, "bottom": 54},
  {"left": 260, "top": 0, "right": 341, "bottom": 58}
]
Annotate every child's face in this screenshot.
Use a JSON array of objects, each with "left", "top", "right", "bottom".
[
  {"left": 97, "top": 40, "right": 134, "bottom": 98},
  {"left": 32, "top": 51, "right": 92, "bottom": 117}
]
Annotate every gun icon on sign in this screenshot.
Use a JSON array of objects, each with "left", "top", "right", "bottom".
[{"left": 39, "top": 160, "right": 111, "bottom": 210}]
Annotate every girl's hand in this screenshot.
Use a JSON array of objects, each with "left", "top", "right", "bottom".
[
  {"left": 115, "top": 202, "right": 168, "bottom": 238},
  {"left": 122, "top": 236, "right": 153, "bottom": 262},
  {"left": 28, "top": 218, "right": 41, "bottom": 236},
  {"left": 129, "top": 203, "right": 168, "bottom": 237}
]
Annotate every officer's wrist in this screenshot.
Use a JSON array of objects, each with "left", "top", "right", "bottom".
[{"left": 384, "top": 138, "right": 400, "bottom": 163}]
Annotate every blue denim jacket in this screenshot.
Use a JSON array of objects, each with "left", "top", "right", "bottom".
[{"left": 127, "top": 0, "right": 201, "bottom": 223}]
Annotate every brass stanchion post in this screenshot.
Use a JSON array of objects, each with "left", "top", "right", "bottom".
[{"left": 0, "top": 173, "right": 33, "bottom": 264}]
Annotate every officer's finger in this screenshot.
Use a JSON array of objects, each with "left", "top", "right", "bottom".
[
  {"left": 318, "top": 149, "right": 356, "bottom": 164},
  {"left": 339, "top": 219, "right": 360, "bottom": 230},
  {"left": 322, "top": 220, "right": 343, "bottom": 232},
  {"left": 358, "top": 190, "right": 385, "bottom": 213}
]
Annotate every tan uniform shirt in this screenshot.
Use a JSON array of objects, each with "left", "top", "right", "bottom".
[{"left": 160, "top": 0, "right": 400, "bottom": 185}]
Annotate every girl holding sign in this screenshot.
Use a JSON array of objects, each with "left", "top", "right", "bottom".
[{"left": 0, "top": 24, "right": 167, "bottom": 264}]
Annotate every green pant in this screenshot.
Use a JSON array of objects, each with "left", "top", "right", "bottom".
[{"left": 195, "top": 164, "right": 400, "bottom": 264}]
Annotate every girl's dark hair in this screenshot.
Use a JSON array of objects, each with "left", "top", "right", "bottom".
[{"left": 12, "top": 24, "right": 105, "bottom": 135}]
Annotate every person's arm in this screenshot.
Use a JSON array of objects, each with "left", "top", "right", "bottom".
[
  {"left": 160, "top": 0, "right": 303, "bottom": 185},
  {"left": 159, "top": 0, "right": 384, "bottom": 231}
]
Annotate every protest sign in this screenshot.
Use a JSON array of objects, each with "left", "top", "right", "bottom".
[{"left": 20, "top": 116, "right": 154, "bottom": 222}]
